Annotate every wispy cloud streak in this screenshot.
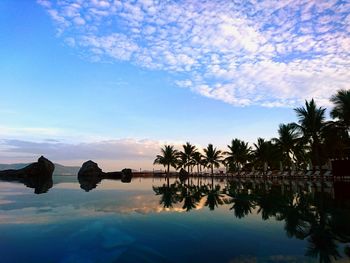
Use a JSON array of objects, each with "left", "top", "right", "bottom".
[{"left": 0, "top": 138, "right": 163, "bottom": 161}]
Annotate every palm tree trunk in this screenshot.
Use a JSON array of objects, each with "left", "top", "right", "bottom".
[
  {"left": 312, "top": 136, "right": 321, "bottom": 172},
  {"left": 167, "top": 164, "right": 170, "bottom": 187}
]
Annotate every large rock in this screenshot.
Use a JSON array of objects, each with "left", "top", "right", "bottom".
[
  {"left": 24, "top": 156, "right": 54, "bottom": 177},
  {"left": 0, "top": 156, "right": 54, "bottom": 179},
  {"left": 0, "top": 156, "right": 54, "bottom": 194},
  {"left": 78, "top": 160, "right": 103, "bottom": 177}
]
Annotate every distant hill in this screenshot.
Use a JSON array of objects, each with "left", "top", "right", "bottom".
[
  {"left": 0, "top": 163, "right": 80, "bottom": 176},
  {"left": 0, "top": 163, "right": 29, "bottom": 170},
  {"left": 53, "top": 163, "right": 80, "bottom": 175}
]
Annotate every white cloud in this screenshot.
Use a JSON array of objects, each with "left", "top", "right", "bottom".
[
  {"left": 73, "top": 16, "right": 85, "bottom": 25},
  {"left": 38, "top": 0, "right": 350, "bottom": 107},
  {"left": 80, "top": 33, "right": 139, "bottom": 60}
]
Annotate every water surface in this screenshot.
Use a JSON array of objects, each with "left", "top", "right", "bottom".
[{"left": 0, "top": 176, "right": 350, "bottom": 263}]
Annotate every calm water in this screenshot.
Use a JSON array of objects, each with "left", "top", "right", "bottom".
[{"left": 0, "top": 176, "right": 350, "bottom": 263}]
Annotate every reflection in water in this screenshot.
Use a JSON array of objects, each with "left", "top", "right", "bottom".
[
  {"left": 153, "top": 178, "right": 350, "bottom": 263},
  {"left": 78, "top": 169, "right": 133, "bottom": 192},
  {"left": 226, "top": 181, "right": 255, "bottom": 218},
  {"left": 0, "top": 177, "right": 350, "bottom": 262},
  {"left": 78, "top": 175, "right": 102, "bottom": 192},
  {"left": 22, "top": 176, "right": 53, "bottom": 194},
  {"left": 77, "top": 176, "right": 134, "bottom": 192},
  {"left": 0, "top": 176, "right": 53, "bottom": 194}
]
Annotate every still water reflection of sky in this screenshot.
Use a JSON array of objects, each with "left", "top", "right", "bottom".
[{"left": 0, "top": 176, "right": 349, "bottom": 263}]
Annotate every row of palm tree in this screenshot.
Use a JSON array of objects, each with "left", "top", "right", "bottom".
[{"left": 154, "top": 89, "right": 350, "bottom": 177}]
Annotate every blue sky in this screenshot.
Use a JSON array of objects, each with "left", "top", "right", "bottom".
[{"left": 0, "top": 0, "right": 349, "bottom": 170}]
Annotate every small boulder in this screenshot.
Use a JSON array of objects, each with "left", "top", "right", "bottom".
[
  {"left": 121, "top": 168, "right": 133, "bottom": 183},
  {"left": 103, "top": 169, "right": 133, "bottom": 183},
  {"left": 78, "top": 160, "right": 103, "bottom": 177}
]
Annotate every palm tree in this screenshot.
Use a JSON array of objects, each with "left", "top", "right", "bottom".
[
  {"left": 294, "top": 99, "right": 326, "bottom": 169},
  {"left": 179, "top": 142, "right": 197, "bottom": 174},
  {"left": 330, "top": 89, "right": 350, "bottom": 129},
  {"left": 203, "top": 144, "right": 222, "bottom": 177},
  {"left": 329, "top": 89, "right": 350, "bottom": 159},
  {"left": 177, "top": 152, "right": 188, "bottom": 170},
  {"left": 272, "top": 123, "right": 300, "bottom": 171},
  {"left": 224, "top": 139, "right": 251, "bottom": 174},
  {"left": 253, "top": 138, "right": 279, "bottom": 173},
  {"left": 192, "top": 151, "right": 203, "bottom": 175},
  {"left": 322, "top": 121, "right": 350, "bottom": 160},
  {"left": 153, "top": 145, "right": 179, "bottom": 185}
]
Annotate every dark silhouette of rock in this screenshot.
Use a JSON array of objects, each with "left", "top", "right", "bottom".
[
  {"left": 104, "top": 171, "right": 123, "bottom": 179},
  {"left": 0, "top": 156, "right": 54, "bottom": 179},
  {"left": 121, "top": 168, "right": 132, "bottom": 183},
  {"left": 104, "top": 168, "right": 133, "bottom": 183},
  {"left": 77, "top": 160, "right": 103, "bottom": 192},
  {"left": 77, "top": 160, "right": 133, "bottom": 190},
  {"left": 25, "top": 156, "right": 54, "bottom": 177},
  {"left": 179, "top": 168, "right": 189, "bottom": 182},
  {"left": 0, "top": 156, "right": 54, "bottom": 194},
  {"left": 78, "top": 160, "right": 103, "bottom": 177}
]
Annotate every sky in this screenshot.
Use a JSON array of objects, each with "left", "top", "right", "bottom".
[{"left": 0, "top": 0, "right": 349, "bottom": 170}]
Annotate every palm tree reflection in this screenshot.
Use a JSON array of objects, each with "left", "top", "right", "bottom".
[
  {"left": 153, "top": 182, "right": 179, "bottom": 208},
  {"left": 225, "top": 181, "right": 255, "bottom": 218},
  {"left": 179, "top": 184, "right": 202, "bottom": 211},
  {"left": 204, "top": 183, "right": 225, "bottom": 211},
  {"left": 153, "top": 178, "right": 350, "bottom": 262}
]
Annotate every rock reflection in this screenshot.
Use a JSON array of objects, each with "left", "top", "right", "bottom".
[
  {"left": 0, "top": 176, "right": 53, "bottom": 194},
  {"left": 78, "top": 175, "right": 102, "bottom": 192},
  {"left": 153, "top": 178, "right": 350, "bottom": 262},
  {"left": 22, "top": 176, "right": 53, "bottom": 194}
]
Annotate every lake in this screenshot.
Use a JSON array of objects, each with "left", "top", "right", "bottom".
[{"left": 0, "top": 176, "right": 349, "bottom": 263}]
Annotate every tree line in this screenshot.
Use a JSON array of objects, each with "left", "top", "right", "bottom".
[{"left": 154, "top": 89, "right": 350, "bottom": 176}]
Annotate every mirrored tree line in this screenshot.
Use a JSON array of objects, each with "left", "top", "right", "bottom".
[
  {"left": 154, "top": 90, "right": 350, "bottom": 176},
  {"left": 153, "top": 178, "right": 350, "bottom": 263}
]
